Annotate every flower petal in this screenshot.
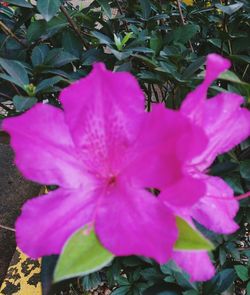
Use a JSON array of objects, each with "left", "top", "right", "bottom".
[
  {"left": 16, "top": 188, "right": 97, "bottom": 258},
  {"left": 59, "top": 63, "right": 145, "bottom": 175},
  {"left": 181, "top": 54, "right": 231, "bottom": 115},
  {"left": 159, "top": 176, "right": 206, "bottom": 207},
  {"left": 3, "top": 103, "right": 87, "bottom": 188},
  {"left": 184, "top": 92, "right": 250, "bottom": 170},
  {"left": 124, "top": 104, "right": 208, "bottom": 191},
  {"left": 191, "top": 175, "right": 239, "bottom": 234},
  {"left": 172, "top": 251, "right": 215, "bottom": 281},
  {"left": 95, "top": 183, "right": 177, "bottom": 264}
]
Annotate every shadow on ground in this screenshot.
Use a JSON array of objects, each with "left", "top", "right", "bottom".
[{"left": 0, "top": 143, "right": 40, "bottom": 284}]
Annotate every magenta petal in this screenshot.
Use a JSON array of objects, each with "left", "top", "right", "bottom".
[
  {"left": 172, "top": 251, "right": 215, "bottom": 281},
  {"left": 59, "top": 63, "right": 145, "bottom": 174},
  {"left": 125, "top": 105, "right": 208, "bottom": 190},
  {"left": 3, "top": 103, "right": 87, "bottom": 188},
  {"left": 95, "top": 184, "right": 177, "bottom": 263},
  {"left": 205, "top": 53, "right": 231, "bottom": 85},
  {"left": 181, "top": 54, "right": 231, "bottom": 115},
  {"left": 16, "top": 188, "right": 97, "bottom": 258},
  {"left": 159, "top": 176, "right": 205, "bottom": 207},
  {"left": 191, "top": 175, "right": 239, "bottom": 234},
  {"left": 184, "top": 93, "right": 250, "bottom": 170}
]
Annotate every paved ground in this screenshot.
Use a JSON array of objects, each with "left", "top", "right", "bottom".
[{"left": 0, "top": 143, "right": 40, "bottom": 285}]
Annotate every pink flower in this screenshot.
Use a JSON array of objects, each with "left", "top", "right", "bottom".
[
  {"left": 3, "top": 64, "right": 207, "bottom": 263},
  {"left": 3, "top": 54, "right": 250, "bottom": 282},
  {"left": 167, "top": 54, "right": 250, "bottom": 281}
]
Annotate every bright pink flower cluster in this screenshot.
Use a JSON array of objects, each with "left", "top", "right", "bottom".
[{"left": 3, "top": 54, "right": 250, "bottom": 281}]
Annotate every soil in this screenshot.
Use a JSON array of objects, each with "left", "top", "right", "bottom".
[{"left": 0, "top": 143, "right": 40, "bottom": 284}]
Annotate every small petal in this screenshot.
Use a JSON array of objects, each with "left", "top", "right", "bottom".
[
  {"left": 181, "top": 54, "right": 231, "bottom": 115},
  {"left": 191, "top": 175, "right": 239, "bottom": 234},
  {"left": 3, "top": 103, "right": 87, "bottom": 188},
  {"left": 172, "top": 251, "right": 215, "bottom": 281},
  {"left": 16, "top": 188, "right": 97, "bottom": 258},
  {"left": 205, "top": 54, "right": 231, "bottom": 85},
  {"left": 95, "top": 183, "right": 177, "bottom": 264},
  {"left": 60, "top": 63, "right": 145, "bottom": 175}
]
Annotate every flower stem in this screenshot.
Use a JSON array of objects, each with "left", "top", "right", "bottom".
[{"left": 236, "top": 191, "right": 250, "bottom": 201}]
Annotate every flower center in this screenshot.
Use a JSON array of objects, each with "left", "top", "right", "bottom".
[{"left": 107, "top": 175, "right": 117, "bottom": 186}]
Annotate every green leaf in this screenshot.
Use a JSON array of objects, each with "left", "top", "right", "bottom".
[
  {"left": 203, "top": 269, "right": 236, "bottom": 294},
  {"left": 92, "top": 31, "right": 114, "bottom": 45},
  {"left": 215, "top": 3, "right": 243, "bottom": 15},
  {"left": 62, "top": 30, "right": 83, "bottom": 58},
  {"left": 96, "top": 0, "right": 112, "bottom": 19},
  {"left": 174, "top": 217, "right": 214, "bottom": 251},
  {"left": 171, "top": 24, "right": 199, "bottom": 44},
  {"left": 234, "top": 265, "right": 249, "bottom": 281},
  {"left": 219, "top": 70, "right": 247, "bottom": 85},
  {"left": 247, "top": 281, "right": 250, "bottom": 295},
  {"left": 54, "top": 229, "right": 114, "bottom": 282},
  {"left": 45, "top": 49, "right": 78, "bottom": 67},
  {"left": 31, "top": 45, "right": 50, "bottom": 66},
  {"left": 5, "top": 0, "right": 33, "bottom": 8},
  {"left": 37, "top": 0, "right": 63, "bottom": 22},
  {"left": 27, "top": 20, "right": 47, "bottom": 43},
  {"left": 13, "top": 96, "right": 37, "bottom": 112},
  {"left": 36, "top": 76, "right": 66, "bottom": 93},
  {"left": 240, "top": 160, "right": 250, "bottom": 180},
  {"left": 112, "top": 286, "right": 130, "bottom": 295},
  {"left": 139, "top": 0, "right": 151, "bottom": 19},
  {"left": 0, "top": 58, "right": 29, "bottom": 86}
]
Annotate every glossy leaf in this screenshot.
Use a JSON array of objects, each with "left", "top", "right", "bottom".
[
  {"left": 54, "top": 229, "right": 114, "bottom": 282},
  {"left": 174, "top": 217, "right": 214, "bottom": 251},
  {"left": 37, "top": 0, "right": 63, "bottom": 22}
]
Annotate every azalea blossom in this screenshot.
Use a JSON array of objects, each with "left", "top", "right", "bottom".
[
  {"left": 167, "top": 54, "right": 250, "bottom": 281},
  {"left": 3, "top": 54, "right": 250, "bottom": 282}
]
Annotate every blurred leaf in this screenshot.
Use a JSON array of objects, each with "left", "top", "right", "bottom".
[
  {"left": 37, "top": 0, "right": 63, "bottom": 22},
  {"left": 234, "top": 265, "right": 249, "bottom": 281},
  {"left": 0, "top": 58, "right": 29, "bottom": 86},
  {"left": 31, "top": 45, "right": 50, "bottom": 66},
  {"left": 215, "top": 3, "right": 244, "bottom": 15},
  {"left": 45, "top": 49, "right": 78, "bottom": 67},
  {"left": 139, "top": 0, "right": 151, "bottom": 19},
  {"left": 96, "top": 0, "right": 112, "bottom": 18},
  {"left": 36, "top": 76, "right": 66, "bottom": 93},
  {"left": 239, "top": 160, "right": 250, "bottom": 180},
  {"left": 54, "top": 229, "right": 114, "bottom": 282},
  {"left": 27, "top": 20, "right": 47, "bottom": 43},
  {"left": 171, "top": 24, "right": 199, "bottom": 44},
  {"left": 5, "top": 0, "right": 33, "bottom": 8},
  {"left": 175, "top": 217, "right": 214, "bottom": 251},
  {"left": 112, "top": 286, "right": 130, "bottom": 295},
  {"left": 13, "top": 95, "right": 37, "bottom": 112}
]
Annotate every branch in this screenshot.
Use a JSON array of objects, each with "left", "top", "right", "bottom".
[
  {"left": 60, "top": 5, "right": 90, "bottom": 49},
  {"left": 0, "top": 224, "right": 15, "bottom": 232},
  {"left": 176, "top": 0, "right": 194, "bottom": 52},
  {"left": 0, "top": 21, "right": 27, "bottom": 48}
]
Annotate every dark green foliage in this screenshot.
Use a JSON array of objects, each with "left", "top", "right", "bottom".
[{"left": 0, "top": 0, "right": 249, "bottom": 294}]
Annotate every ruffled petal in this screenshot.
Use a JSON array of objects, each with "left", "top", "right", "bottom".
[
  {"left": 191, "top": 175, "right": 239, "bottom": 234},
  {"left": 3, "top": 103, "right": 87, "bottom": 188},
  {"left": 16, "top": 188, "right": 97, "bottom": 258},
  {"left": 95, "top": 183, "right": 177, "bottom": 264},
  {"left": 185, "top": 93, "right": 250, "bottom": 169},
  {"left": 59, "top": 63, "right": 145, "bottom": 175},
  {"left": 172, "top": 251, "right": 215, "bottom": 281}
]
